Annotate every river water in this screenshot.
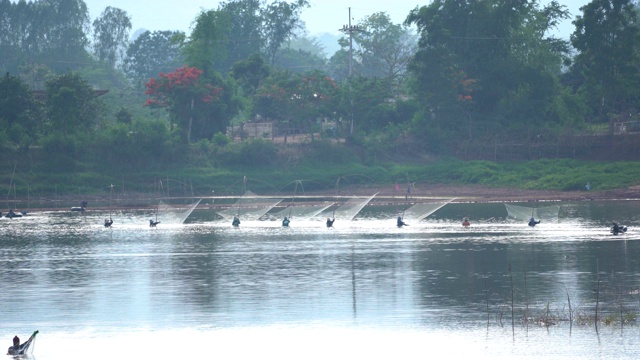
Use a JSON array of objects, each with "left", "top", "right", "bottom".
[{"left": 2, "top": 200, "right": 640, "bottom": 359}]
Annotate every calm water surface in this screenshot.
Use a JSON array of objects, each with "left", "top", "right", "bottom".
[{"left": 2, "top": 201, "right": 640, "bottom": 359}]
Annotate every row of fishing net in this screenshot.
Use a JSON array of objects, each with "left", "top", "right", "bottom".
[
  {"left": 217, "top": 190, "right": 283, "bottom": 221},
  {"left": 504, "top": 203, "right": 560, "bottom": 222}
]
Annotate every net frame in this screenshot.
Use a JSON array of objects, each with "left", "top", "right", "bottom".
[
  {"left": 332, "top": 193, "right": 378, "bottom": 220},
  {"left": 401, "top": 198, "right": 454, "bottom": 222},
  {"left": 157, "top": 198, "right": 202, "bottom": 224},
  {"left": 504, "top": 203, "right": 560, "bottom": 222}
]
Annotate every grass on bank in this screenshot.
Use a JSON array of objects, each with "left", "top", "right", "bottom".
[{"left": 2, "top": 157, "right": 640, "bottom": 198}]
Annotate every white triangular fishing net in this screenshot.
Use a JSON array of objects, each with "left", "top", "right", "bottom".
[
  {"left": 217, "top": 190, "right": 283, "bottom": 220},
  {"left": 504, "top": 203, "right": 560, "bottom": 222},
  {"left": 331, "top": 193, "right": 378, "bottom": 220},
  {"left": 157, "top": 198, "right": 202, "bottom": 224},
  {"left": 401, "top": 199, "right": 453, "bottom": 222}
]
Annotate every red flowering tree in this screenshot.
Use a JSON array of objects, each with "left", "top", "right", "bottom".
[{"left": 145, "top": 66, "right": 223, "bottom": 143}]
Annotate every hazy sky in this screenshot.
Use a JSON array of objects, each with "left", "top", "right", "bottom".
[{"left": 85, "top": 0, "right": 590, "bottom": 39}]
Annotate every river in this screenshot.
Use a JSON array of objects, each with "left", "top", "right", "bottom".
[{"left": 1, "top": 200, "right": 639, "bottom": 359}]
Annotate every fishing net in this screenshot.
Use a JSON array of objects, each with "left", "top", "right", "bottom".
[
  {"left": 331, "top": 193, "right": 378, "bottom": 220},
  {"left": 273, "top": 203, "right": 334, "bottom": 220},
  {"left": 157, "top": 198, "right": 202, "bottom": 224},
  {"left": 217, "top": 191, "right": 283, "bottom": 221},
  {"left": 10, "top": 331, "right": 37, "bottom": 356},
  {"left": 504, "top": 203, "right": 560, "bottom": 222},
  {"left": 401, "top": 199, "right": 453, "bottom": 222}
]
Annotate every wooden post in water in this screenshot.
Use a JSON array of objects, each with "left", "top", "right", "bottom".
[
  {"left": 509, "top": 264, "right": 514, "bottom": 340},
  {"left": 595, "top": 259, "right": 600, "bottom": 334},
  {"left": 483, "top": 256, "right": 490, "bottom": 332},
  {"left": 524, "top": 264, "right": 529, "bottom": 332}
]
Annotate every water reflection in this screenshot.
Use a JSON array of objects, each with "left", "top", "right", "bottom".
[{"left": 1, "top": 201, "right": 640, "bottom": 359}]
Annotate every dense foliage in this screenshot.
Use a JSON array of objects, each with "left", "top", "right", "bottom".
[{"left": 1, "top": 0, "right": 640, "bottom": 197}]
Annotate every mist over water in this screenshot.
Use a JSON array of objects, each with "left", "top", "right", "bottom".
[{"left": 2, "top": 201, "right": 640, "bottom": 359}]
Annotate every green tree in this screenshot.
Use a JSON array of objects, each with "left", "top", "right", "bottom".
[
  {"left": 34, "top": 0, "right": 92, "bottom": 72},
  {"left": 0, "top": 72, "right": 43, "bottom": 148},
  {"left": 353, "top": 12, "right": 417, "bottom": 97},
  {"left": 327, "top": 47, "right": 356, "bottom": 81},
  {"left": 338, "top": 77, "right": 394, "bottom": 134},
  {"left": 92, "top": 6, "right": 132, "bottom": 68},
  {"left": 255, "top": 69, "right": 338, "bottom": 136},
  {"left": 0, "top": 0, "right": 91, "bottom": 74},
  {"left": 406, "top": 0, "right": 571, "bottom": 137},
  {"left": 571, "top": 0, "right": 640, "bottom": 133},
  {"left": 182, "top": 10, "right": 230, "bottom": 77},
  {"left": 216, "top": 0, "right": 263, "bottom": 72},
  {"left": 210, "top": 0, "right": 309, "bottom": 71},
  {"left": 45, "top": 72, "right": 106, "bottom": 137},
  {"left": 231, "top": 53, "right": 270, "bottom": 97},
  {"left": 124, "top": 30, "right": 184, "bottom": 88},
  {"left": 261, "top": 0, "right": 309, "bottom": 65}
]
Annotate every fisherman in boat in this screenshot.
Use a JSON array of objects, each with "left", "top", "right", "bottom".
[
  {"left": 6, "top": 209, "right": 16, "bottom": 218},
  {"left": 149, "top": 219, "right": 160, "bottom": 227},
  {"left": 326, "top": 217, "right": 334, "bottom": 228},
  {"left": 282, "top": 216, "right": 290, "bottom": 227},
  {"left": 232, "top": 215, "right": 241, "bottom": 227},
  {"left": 462, "top": 217, "right": 470, "bottom": 227},
  {"left": 528, "top": 217, "right": 541, "bottom": 227},
  {"left": 7, "top": 331, "right": 38, "bottom": 356},
  {"left": 397, "top": 216, "right": 407, "bottom": 227},
  {"left": 104, "top": 218, "right": 113, "bottom": 227}
]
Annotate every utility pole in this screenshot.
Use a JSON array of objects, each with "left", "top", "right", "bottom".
[{"left": 339, "top": 7, "right": 364, "bottom": 135}]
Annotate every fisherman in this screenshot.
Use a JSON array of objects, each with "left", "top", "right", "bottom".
[
  {"left": 6, "top": 209, "right": 16, "bottom": 219},
  {"left": 462, "top": 217, "right": 470, "bottom": 227},
  {"left": 149, "top": 219, "right": 160, "bottom": 227},
  {"left": 104, "top": 218, "right": 113, "bottom": 228},
  {"left": 7, "top": 331, "right": 38, "bottom": 356},
  {"left": 232, "top": 215, "right": 241, "bottom": 227},
  {"left": 528, "top": 217, "right": 541, "bottom": 227},
  {"left": 326, "top": 217, "right": 334, "bottom": 228},
  {"left": 611, "top": 221, "right": 626, "bottom": 235},
  {"left": 282, "top": 216, "right": 290, "bottom": 227},
  {"left": 397, "top": 216, "right": 407, "bottom": 227},
  {"left": 612, "top": 222, "right": 621, "bottom": 235}
]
